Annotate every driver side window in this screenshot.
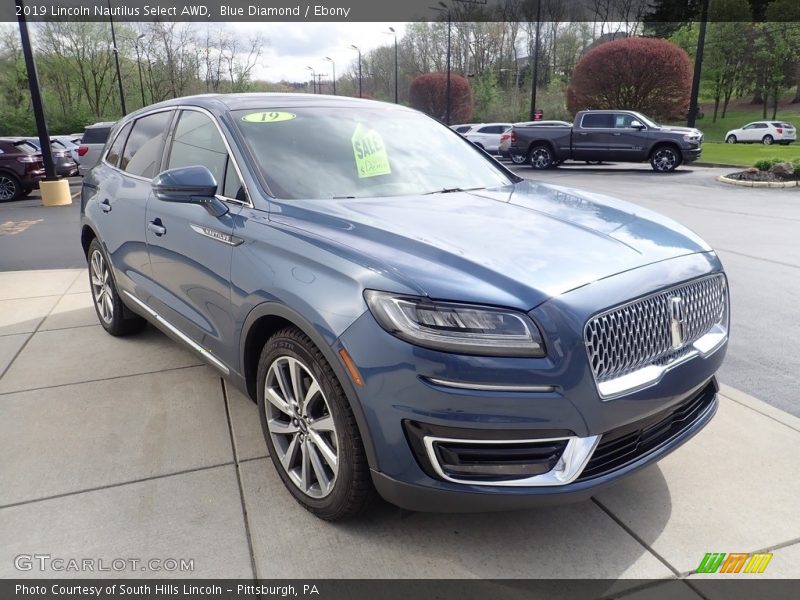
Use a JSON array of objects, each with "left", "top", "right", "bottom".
[{"left": 166, "top": 110, "right": 244, "bottom": 200}]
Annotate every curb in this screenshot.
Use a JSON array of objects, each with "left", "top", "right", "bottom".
[
  {"left": 717, "top": 175, "right": 799, "bottom": 188},
  {"left": 694, "top": 162, "right": 743, "bottom": 168},
  {"left": 720, "top": 383, "right": 800, "bottom": 433}
]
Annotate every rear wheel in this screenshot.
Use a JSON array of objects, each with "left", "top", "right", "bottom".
[
  {"left": 510, "top": 152, "right": 528, "bottom": 165},
  {"left": 257, "top": 327, "right": 375, "bottom": 521},
  {"left": 529, "top": 145, "right": 554, "bottom": 169},
  {"left": 726, "top": 135, "right": 737, "bottom": 144},
  {"left": 87, "top": 239, "right": 147, "bottom": 336},
  {"left": 762, "top": 135, "right": 774, "bottom": 145},
  {"left": 0, "top": 173, "right": 21, "bottom": 202},
  {"left": 650, "top": 145, "right": 681, "bottom": 172}
]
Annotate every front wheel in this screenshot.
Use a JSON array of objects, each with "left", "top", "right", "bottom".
[
  {"left": 762, "top": 135, "right": 774, "bottom": 145},
  {"left": 257, "top": 327, "right": 375, "bottom": 521},
  {"left": 87, "top": 239, "right": 147, "bottom": 336},
  {"left": 0, "top": 173, "right": 21, "bottom": 202},
  {"left": 529, "top": 145, "right": 554, "bottom": 169},
  {"left": 726, "top": 135, "right": 737, "bottom": 144},
  {"left": 650, "top": 146, "right": 682, "bottom": 172}
]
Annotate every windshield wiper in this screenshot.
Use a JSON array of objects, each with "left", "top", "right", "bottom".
[{"left": 423, "top": 186, "right": 486, "bottom": 195}]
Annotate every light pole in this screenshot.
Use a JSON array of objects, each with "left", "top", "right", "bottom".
[
  {"left": 134, "top": 33, "right": 146, "bottom": 107},
  {"left": 306, "top": 66, "right": 316, "bottom": 94},
  {"left": 530, "top": 0, "right": 542, "bottom": 120},
  {"left": 107, "top": 0, "right": 127, "bottom": 116},
  {"left": 349, "top": 44, "right": 362, "bottom": 98},
  {"left": 324, "top": 57, "right": 336, "bottom": 95},
  {"left": 384, "top": 27, "right": 398, "bottom": 104},
  {"left": 429, "top": 3, "right": 452, "bottom": 124},
  {"left": 687, "top": 0, "right": 710, "bottom": 128}
]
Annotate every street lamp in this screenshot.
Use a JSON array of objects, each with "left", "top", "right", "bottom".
[
  {"left": 384, "top": 27, "right": 398, "bottom": 104},
  {"left": 306, "top": 66, "right": 316, "bottom": 94},
  {"left": 133, "top": 33, "right": 146, "bottom": 107},
  {"left": 529, "top": 0, "right": 542, "bottom": 121},
  {"left": 349, "top": 44, "right": 362, "bottom": 98},
  {"left": 106, "top": 0, "right": 127, "bottom": 116},
  {"left": 429, "top": 3, "right": 452, "bottom": 124},
  {"left": 324, "top": 57, "right": 336, "bottom": 95}
]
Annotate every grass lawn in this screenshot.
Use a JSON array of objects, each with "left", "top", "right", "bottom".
[{"left": 700, "top": 142, "right": 800, "bottom": 167}]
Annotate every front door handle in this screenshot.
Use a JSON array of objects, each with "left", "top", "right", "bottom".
[
  {"left": 148, "top": 218, "right": 166, "bottom": 236},
  {"left": 613, "top": 132, "right": 622, "bottom": 136},
  {"left": 100, "top": 199, "right": 111, "bottom": 213}
]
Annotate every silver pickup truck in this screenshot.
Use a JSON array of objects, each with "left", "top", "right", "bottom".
[{"left": 509, "top": 110, "right": 703, "bottom": 172}]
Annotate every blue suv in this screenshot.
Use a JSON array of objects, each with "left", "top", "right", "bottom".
[{"left": 81, "top": 94, "right": 728, "bottom": 520}]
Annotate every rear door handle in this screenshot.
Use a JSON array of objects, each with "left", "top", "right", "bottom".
[
  {"left": 100, "top": 199, "right": 111, "bottom": 213},
  {"left": 147, "top": 218, "right": 166, "bottom": 236}
]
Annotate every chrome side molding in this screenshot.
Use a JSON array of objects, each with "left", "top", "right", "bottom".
[
  {"left": 424, "top": 377, "right": 556, "bottom": 393},
  {"left": 122, "top": 290, "right": 229, "bottom": 375}
]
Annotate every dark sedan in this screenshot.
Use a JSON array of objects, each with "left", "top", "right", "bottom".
[
  {"left": 24, "top": 137, "right": 79, "bottom": 177},
  {"left": 81, "top": 94, "right": 728, "bottom": 520}
]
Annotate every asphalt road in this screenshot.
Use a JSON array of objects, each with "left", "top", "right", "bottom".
[{"left": 1, "top": 165, "right": 797, "bottom": 416}]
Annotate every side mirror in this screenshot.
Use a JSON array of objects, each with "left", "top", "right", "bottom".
[
  {"left": 630, "top": 120, "right": 645, "bottom": 130},
  {"left": 152, "top": 165, "right": 228, "bottom": 217}
]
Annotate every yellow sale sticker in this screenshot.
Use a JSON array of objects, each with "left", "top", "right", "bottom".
[
  {"left": 241, "top": 111, "right": 296, "bottom": 123},
  {"left": 351, "top": 123, "right": 391, "bottom": 179}
]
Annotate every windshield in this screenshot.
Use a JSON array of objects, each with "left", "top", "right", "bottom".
[
  {"left": 631, "top": 112, "right": 660, "bottom": 128},
  {"left": 233, "top": 106, "right": 514, "bottom": 199}
]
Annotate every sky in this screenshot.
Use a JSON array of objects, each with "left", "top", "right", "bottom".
[{"left": 228, "top": 22, "right": 408, "bottom": 84}]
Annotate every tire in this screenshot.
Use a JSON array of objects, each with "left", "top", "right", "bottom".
[
  {"left": 726, "top": 135, "right": 737, "bottom": 144},
  {"left": 0, "top": 173, "right": 21, "bottom": 202},
  {"left": 510, "top": 152, "right": 528, "bottom": 165},
  {"left": 257, "top": 327, "right": 375, "bottom": 521},
  {"left": 650, "top": 145, "right": 682, "bottom": 173},
  {"left": 20, "top": 188, "right": 33, "bottom": 198},
  {"left": 762, "top": 135, "right": 774, "bottom": 145},
  {"left": 529, "top": 144, "right": 554, "bottom": 169},
  {"left": 87, "top": 238, "right": 147, "bottom": 336}
]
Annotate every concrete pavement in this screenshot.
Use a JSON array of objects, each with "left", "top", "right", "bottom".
[{"left": 0, "top": 268, "right": 799, "bottom": 592}]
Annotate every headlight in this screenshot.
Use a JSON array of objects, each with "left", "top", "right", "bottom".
[
  {"left": 683, "top": 133, "right": 701, "bottom": 142},
  {"left": 364, "top": 290, "right": 546, "bottom": 357}
]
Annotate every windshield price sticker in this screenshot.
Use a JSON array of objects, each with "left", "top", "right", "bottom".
[
  {"left": 241, "top": 111, "right": 296, "bottom": 123},
  {"left": 351, "top": 124, "right": 391, "bottom": 179}
]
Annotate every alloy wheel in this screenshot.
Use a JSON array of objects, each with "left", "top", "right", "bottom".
[
  {"left": 510, "top": 152, "right": 528, "bottom": 165},
  {"left": 726, "top": 135, "right": 736, "bottom": 144},
  {"left": 652, "top": 148, "right": 678, "bottom": 172},
  {"left": 763, "top": 135, "right": 774, "bottom": 145},
  {"left": 90, "top": 249, "right": 114, "bottom": 324},
  {"left": 265, "top": 356, "right": 339, "bottom": 499},
  {"left": 0, "top": 175, "right": 17, "bottom": 201},
  {"left": 530, "top": 147, "right": 552, "bottom": 169}
]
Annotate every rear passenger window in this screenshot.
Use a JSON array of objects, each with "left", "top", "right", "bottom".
[
  {"left": 121, "top": 111, "right": 172, "bottom": 178},
  {"left": 82, "top": 126, "right": 111, "bottom": 145},
  {"left": 105, "top": 123, "right": 132, "bottom": 168},
  {"left": 581, "top": 114, "right": 613, "bottom": 128}
]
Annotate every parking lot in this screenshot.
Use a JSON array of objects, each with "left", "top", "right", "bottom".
[{"left": 1, "top": 164, "right": 799, "bottom": 591}]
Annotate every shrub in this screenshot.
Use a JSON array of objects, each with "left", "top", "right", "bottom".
[
  {"left": 753, "top": 157, "right": 784, "bottom": 171},
  {"left": 409, "top": 72, "right": 473, "bottom": 123},
  {"left": 567, "top": 37, "right": 693, "bottom": 121}
]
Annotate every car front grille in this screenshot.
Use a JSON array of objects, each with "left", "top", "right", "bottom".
[
  {"left": 577, "top": 379, "right": 717, "bottom": 481},
  {"left": 584, "top": 274, "right": 727, "bottom": 383}
]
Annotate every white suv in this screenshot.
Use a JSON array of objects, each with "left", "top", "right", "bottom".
[
  {"left": 464, "top": 122, "right": 512, "bottom": 154},
  {"left": 725, "top": 121, "right": 796, "bottom": 145}
]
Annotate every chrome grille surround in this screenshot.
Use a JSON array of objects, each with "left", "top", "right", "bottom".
[{"left": 585, "top": 274, "right": 728, "bottom": 398}]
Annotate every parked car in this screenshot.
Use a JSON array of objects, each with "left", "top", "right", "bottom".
[
  {"left": 51, "top": 135, "right": 83, "bottom": 164},
  {"left": 81, "top": 94, "right": 727, "bottom": 520},
  {"left": 24, "top": 138, "right": 79, "bottom": 177},
  {"left": 464, "top": 122, "right": 512, "bottom": 154},
  {"left": 511, "top": 110, "right": 703, "bottom": 172},
  {"left": 725, "top": 121, "right": 796, "bottom": 145},
  {"left": 0, "top": 138, "right": 45, "bottom": 201},
  {"left": 450, "top": 123, "right": 478, "bottom": 135},
  {"left": 77, "top": 122, "right": 115, "bottom": 176},
  {"left": 500, "top": 121, "right": 571, "bottom": 163}
]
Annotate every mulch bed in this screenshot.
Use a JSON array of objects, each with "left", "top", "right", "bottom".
[{"left": 725, "top": 170, "right": 800, "bottom": 182}]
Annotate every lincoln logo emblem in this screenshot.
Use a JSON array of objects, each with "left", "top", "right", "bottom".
[{"left": 669, "top": 296, "right": 685, "bottom": 349}]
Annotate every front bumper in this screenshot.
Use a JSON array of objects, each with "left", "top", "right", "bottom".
[
  {"left": 683, "top": 146, "right": 702, "bottom": 163},
  {"left": 372, "top": 381, "right": 717, "bottom": 512}
]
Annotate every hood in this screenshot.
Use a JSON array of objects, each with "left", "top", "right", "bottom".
[
  {"left": 655, "top": 125, "right": 702, "bottom": 136},
  {"left": 273, "top": 180, "right": 711, "bottom": 309}
]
